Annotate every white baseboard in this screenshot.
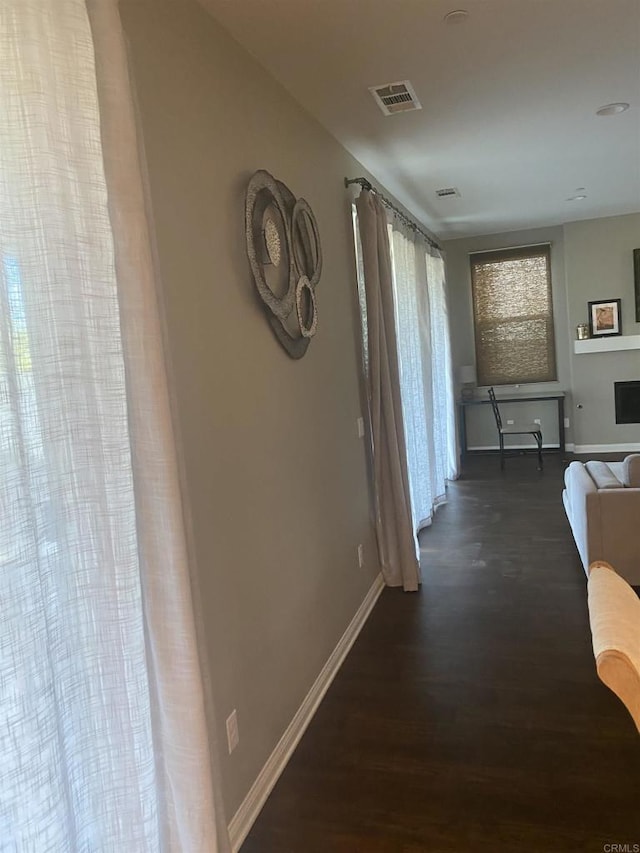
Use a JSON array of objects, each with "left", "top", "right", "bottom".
[
  {"left": 227, "top": 572, "right": 385, "bottom": 851},
  {"left": 466, "top": 442, "right": 640, "bottom": 455},
  {"left": 467, "top": 443, "right": 560, "bottom": 451},
  {"left": 573, "top": 443, "right": 640, "bottom": 454}
]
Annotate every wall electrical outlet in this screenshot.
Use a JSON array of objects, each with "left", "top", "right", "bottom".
[
  {"left": 534, "top": 418, "right": 541, "bottom": 424},
  {"left": 564, "top": 417, "right": 570, "bottom": 429},
  {"left": 226, "top": 709, "right": 239, "bottom": 754},
  {"left": 506, "top": 419, "right": 515, "bottom": 425},
  {"left": 357, "top": 416, "right": 365, "bottom": 439},
  {"left": 357, "top": 543, "right": 364, "bottom": 568}
]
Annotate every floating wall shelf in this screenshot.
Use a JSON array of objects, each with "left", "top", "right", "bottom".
[{"left": 574, "top": 334, "right": 640, "bottom": 354}]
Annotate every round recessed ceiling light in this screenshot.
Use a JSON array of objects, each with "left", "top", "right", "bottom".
[
  {"left": 567, "top": 194, "right": 587, "bottom": 201},
  {"left": 444, "top": 9, "right": 470, "bottom": 25},
  {"left": 596, "top": 102, "right": 630, "bottom": 116}
]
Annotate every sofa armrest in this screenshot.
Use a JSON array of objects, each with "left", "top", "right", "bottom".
[
  {"left": 564, "top": 462, "right": 601, "bottom": 570},
  {"left": 565, "top": 460, "right": 597, "bottom": 499},
  {"left": 587, "top": 561, "right": 640, "bottom": 732}
]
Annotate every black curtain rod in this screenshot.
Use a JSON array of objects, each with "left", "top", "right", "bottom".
[{"left": 344, "top": 176, "right": 442, "bottom": 252}]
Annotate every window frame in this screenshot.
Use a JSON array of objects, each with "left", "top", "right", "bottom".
[{"left": 469, "top": 243, "right": 557, "bottom": 387}]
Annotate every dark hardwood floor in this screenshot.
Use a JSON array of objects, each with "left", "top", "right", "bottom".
[{"left": 241, "top": 454, "right": 640, "bottom": 852}]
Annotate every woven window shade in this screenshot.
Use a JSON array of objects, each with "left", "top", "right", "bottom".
[{"left": 470, "top": 245, "right": 557, "bottom": 386}]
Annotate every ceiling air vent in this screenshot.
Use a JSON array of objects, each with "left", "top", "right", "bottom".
[
  {"left": 369, "top": 80, "right": 422, "bottom": 116},
  {"left": 435, "top": 187, "right": 461, "bottom": 198}
]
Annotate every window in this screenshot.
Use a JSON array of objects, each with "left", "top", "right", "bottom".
[{"left": 470, "top": 244, "right": 557, "bottom": 386}]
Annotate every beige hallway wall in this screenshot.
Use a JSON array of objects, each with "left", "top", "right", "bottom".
[
  {"left": 120, "top": 0, "right": 382, "bottom": 819},
  {"left": 564, "top": 213, "right": 640, "bottom": 449}
]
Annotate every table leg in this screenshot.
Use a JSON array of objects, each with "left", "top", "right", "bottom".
[{"left": 458, "top": 403, "right": 467, "bottom": 465}]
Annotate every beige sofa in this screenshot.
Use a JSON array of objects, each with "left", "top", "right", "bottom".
[{"left": 563, "top": 455, "right": 640, "bottom": 586}]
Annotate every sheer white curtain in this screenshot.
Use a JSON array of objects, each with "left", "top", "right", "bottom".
[
  {"left": 426, "top": 250, "right": 458, "bottom": 485},
  {"left": 388, "top": 218, "right": 458, "bottom": 544},
  {"left": 0, "top": 2, "right": 228, "bottom": 850}
]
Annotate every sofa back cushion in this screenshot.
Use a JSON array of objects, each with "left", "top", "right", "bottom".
[
  {"left": 585, "top": 460, "right": 623, "bottom": 490},
  {"left": 621, "top": 454, "right": 640, "bottom": 488}
]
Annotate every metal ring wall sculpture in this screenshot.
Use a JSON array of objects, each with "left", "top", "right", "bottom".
[{"left": 245, "top": 170, "right": 322, "bottom": 358}]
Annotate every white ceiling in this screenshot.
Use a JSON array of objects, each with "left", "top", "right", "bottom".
[{"left": 200, "top": 0, "right": 640, "bottom": 239}]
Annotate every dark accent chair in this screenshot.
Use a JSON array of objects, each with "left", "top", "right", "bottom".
[{"left": 488, "top": 387, "right": 543, "bottom": 471}]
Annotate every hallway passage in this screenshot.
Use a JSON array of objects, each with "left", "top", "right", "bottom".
[{"left": 241, "top": 454, "right": 640, "bottom": 852}]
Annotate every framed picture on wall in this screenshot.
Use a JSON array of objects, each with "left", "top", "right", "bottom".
[{"left": 588, "top": 298, "right": 622, "bottom": 337}]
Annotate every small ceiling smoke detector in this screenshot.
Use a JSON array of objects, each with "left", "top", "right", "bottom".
[
  {"left": 369, "top": 80, "right": 422, "bottom": 116},
  {"left": 436, "top": 187, "right": 461, "bottom": 198},
  {"left": 596, "top": 102, "right": 630, "bottom": 116},
  {"left": 443, "top": 9, "right": 470, "bottom": 25}
]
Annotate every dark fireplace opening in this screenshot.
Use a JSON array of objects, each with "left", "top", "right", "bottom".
[{"left": 615, "top": 381, "right": 640, "bottom": 424}]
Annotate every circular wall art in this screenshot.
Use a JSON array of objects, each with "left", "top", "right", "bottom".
[{"left": 245, "top": 170, "right": 322, "bottom": 358}]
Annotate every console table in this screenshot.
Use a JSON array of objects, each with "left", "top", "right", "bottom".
[{"left": 457, "top": 392, "right": 566, "bottom": 460}]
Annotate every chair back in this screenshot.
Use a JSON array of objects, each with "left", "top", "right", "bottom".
[{"left": 488, "top": 387, "right": 502, "bottom": 429}]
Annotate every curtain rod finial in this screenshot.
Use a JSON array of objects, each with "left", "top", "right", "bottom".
[{"left": 344, "top": 176, "right": 373, "bottom": 192}]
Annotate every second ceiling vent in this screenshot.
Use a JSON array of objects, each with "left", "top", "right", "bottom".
[
  {"left": 369, "top": 80, "right": 422, "bottom": 116},
  {"left": 435, "top": 187, "right": 461, "bottom": 198}
]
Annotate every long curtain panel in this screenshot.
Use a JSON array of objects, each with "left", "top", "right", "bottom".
[
  {"left": 389, "top": 221, "right": 457, "bottom": 540},
  {"left": 355, "top": 190, "right": 420, "bottom": 591},
  {"left": 389, "top": 223, "right": 437, "bottom": 534},
  {"left": 354, "top": 193, "right": 458, "bottom": 581},
  {"left": 426, "top": 251, "right": 458, "bottom": 484},
  {"left": 0, "top": 2, "right": 228, "bottom": 850},
  {"left": 87, "top": 3, "right": 230, "bottom": 849}
]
